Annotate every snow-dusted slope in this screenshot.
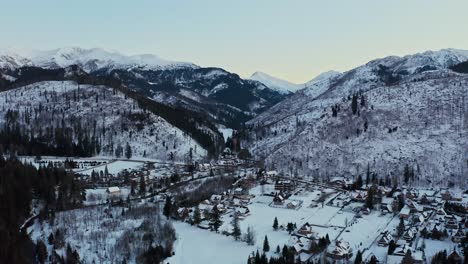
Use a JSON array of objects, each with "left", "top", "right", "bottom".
[
  {"left": 0, "top": 81, "right": 206, "bottom": 160},
  {"left": 250, "top": 71, "right": 302, "bottom": 94},
  {"left": 244, "top": 49, "right": 468, "bottom": 186},
  {"left": 0, "top": 47, "right": 194, "bottom": 72}
]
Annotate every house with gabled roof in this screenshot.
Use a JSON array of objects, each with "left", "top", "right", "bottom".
[
  {"left": 378, "top": 231, "right": 393, "bottom": 246},
  {"left": 326, "top": 240, "right": 352, "bottom": 260}
]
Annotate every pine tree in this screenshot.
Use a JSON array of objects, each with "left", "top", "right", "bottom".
[
  {"left": 163, "top": 196, "right": 172, "bottom": 218},
  {"left": 115, "top": 144, "right": 123, "bottom": 158},
  {"left": 404, "top": 164, "right": 410, "bottom": 184},
  {"left": 354, "top": 250, "right": 362, "bottom": 264},
  {"left": 211, "top": 206, "right": 222, "bottom": 232},
  {"left": 369, "top": 255, "right": 378, "bottom": 264},
  {"left": 366, "top": 164, "right": 370, "bottom": 185},
  {"left": 125, "top": 142, "right": 132, "bottom": 159},
  {"left": 130, "top": 180, "right": 136, "bottom": 196},
  {"left": 139, "top": 174, "right": 146, "bottom": 195},
  {"left": 352, "top": 94, "right": 358, "bottom": 115},
  {"left": 232, "top": 213, "right": 241, "bottom": 241},
  {"left": 36, "top": 239, "right": 48, "bottom": 264},
  {"left": 365, "top": 185, "right": 374, "bottom": 209},
  {"left": 355, "top": 175, "right": 363, "bottom": 189},
  {"left": 401, "top": 249, "right": 414, "bottom": 264},
  {"left": 193, "top": 205, "right": 201, "bottom": 225},
  {"left": 286, "top": 222, "right": 294, "bottom": 234},
  {"left": 263, "top": 235, "right": 270, "bottom": 252},
  {"left": 273, "top": 217, "right": 279, "bottom": 230},
  {"left": 244, "top": 226, "right": 256, "bottom": 246}
]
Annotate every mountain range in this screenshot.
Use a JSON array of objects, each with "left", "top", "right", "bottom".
[{"left": 1, "top": 47, "right": 467, "bottom": 185}]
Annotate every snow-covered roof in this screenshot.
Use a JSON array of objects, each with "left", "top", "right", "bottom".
[{"left": 107, "top": 186, "right": 120, "bottom": 193}]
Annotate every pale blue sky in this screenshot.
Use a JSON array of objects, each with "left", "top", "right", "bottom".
[{"left": 1, "top": 0, "right": 468, "bottom": 82}]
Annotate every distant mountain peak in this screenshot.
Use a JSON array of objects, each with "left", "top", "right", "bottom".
[
  {"left": 249, "top": 71, "right": 301, "bottom": 94},
  {"left": 0, "top": 47, "right": 196, "bottom": 72}
]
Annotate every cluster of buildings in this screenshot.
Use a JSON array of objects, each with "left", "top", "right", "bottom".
[{"left": 176, "top": 187, "right": 253, "bottom": 229}]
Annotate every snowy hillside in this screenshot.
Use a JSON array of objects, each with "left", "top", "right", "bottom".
[
  {"left": 243, "top": 49, "right": 468, "bottom": 186},
  {"left": 0, "top": 81, "right": 206, "bottom": 160},
  {"left": 250, "top": 71, "right": 302, "bottom": 94}
]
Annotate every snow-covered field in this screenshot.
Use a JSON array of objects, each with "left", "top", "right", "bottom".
[{"left": 77, "top": 160, "right": 144, "bottom": 176}]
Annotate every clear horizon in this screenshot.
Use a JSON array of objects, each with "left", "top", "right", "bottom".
[{"left": 2, "top": 0, "right": 468, "bottom": 83}]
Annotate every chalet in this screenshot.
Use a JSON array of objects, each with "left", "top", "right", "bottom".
[
  {"left": 406, "top": 200, "right": 423, "bottom": 213},
  {"left": 296, "top": 223, "right": 316, "bottom": 239},
  {"left": 273, "top": 193, "right": 285, "bottom": 205},
  {"left": 326, "top": 240, "right": 352, "bottom": 260},
  {"left": 351, "top": 191, "right": 367, "bottom": 202},
  {"left": 436, "top": 208, "right": 447, "bottom": 216},
  {"left": 420, "top": 194, "right": 435, "bottom": 205},
  {"left": 329, "top": 177, "right": 346, "bottom": 188},
  {"left": 393, "top": 241, "right": 411, "bottom": 256},
  {"left": 413, "top": 214, "right": 425, "bottom": 224},
  {"left": 233, "top": 206, "right": 250, "bottom": 218},
  {"left": 233, "top": 187, "right": 247, "bottom": 197},
  {"left": 289, "top": 236, "right": 312, "bottom": 256},
  {"left": 399, "top": 207, "right": 411, "bottom": 219},
  {"left": 287, "top": 201, "right": 300, "bottom": 210},
  {"left": 275, "top": 180, "right": 295, "bottom": 193},
  {"left": 378, "top": 231, "right": 393, "bottom": 247},
  {"left": 402, "top": 227, "right": 417, "bottom": 242},
  {"left": 381, "top": 197, "right": 395, "bottom": 207},
  {"left": 210, "top": 194, "right": 223, "bottom": 203},
  {"left": 106, "top": 186, "right": 121, "bottom": 200},
  {"left": 266, "top": 170, "right": 278, "bottom": 178},
  {"left": 444, "top": 215, "right": 458, "bottom": 230},
  {"left": 404, "top": 189, "right": 418, "bottom": 200},
  {"left": 381, "top": 203, "right": 393, "bottom": 215},
  {"left": 441, "top": 190, "right": 452, "bottom": 201},
  {"left": 452, "top": 228, "right": 465, "bottom": 243},
  {"left": 361, "top": 207, "right": 371, "bottom": 215},
  {"left": 197, "top": 220, "right": 211, "bottom": 230}
]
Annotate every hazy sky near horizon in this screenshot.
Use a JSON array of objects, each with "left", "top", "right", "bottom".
[{"left": 2, "top": 0, "right": 468, "bottom": 83}]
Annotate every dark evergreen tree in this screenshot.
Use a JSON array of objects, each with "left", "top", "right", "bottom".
[
  {"left": 273, "top": 217, "right": 279, "bottom": 230},
  {"left": 193, "top": 205, "right": 201, "bottom": 225},
  {"left": 36, "top": 240, "right": 48, "bottom": 264},
  {"left": 388, "top": 240, "right": 396, "bottom": 255},
  {"left": 139, "top": 174, "right": 146, "bottom": 195},
  {"left": 163, "top": 196, "right": 172, "bottom": 219},
  {"left": 351, "top": 94, "right": 358, "bottom": 115},
  {"left": 355, "top": 250, "right": 362, "bottom": 264},
  {"left": 125, "top": 142, "right": 132, "bottom": 159},
  {"left": 232, "top": 213, "right": 241, "bottom": 241},
  {"left": 263, "top": 235, "right": 270, "bottom": 252},
  {"left": 211, "top": 206, "right": 222, "bottom": 232}
]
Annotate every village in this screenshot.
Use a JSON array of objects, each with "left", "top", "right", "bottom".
[
  {"left": 22, "top": 151, "right": 467, "bottom": 264},
  {"left": 162, "top": 164, "right": 468, "bottom": 264}
]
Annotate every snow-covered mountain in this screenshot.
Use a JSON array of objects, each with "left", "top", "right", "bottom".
[
  {"left": 250, "top": 71, "right": 302, "bottom": 94},
  {"left": 0, "top": 47, "right": 288, "bottom": 129},
  {"left": 0, "top": 47, "right": 193, "bottom": 72},
  {"left": 242, "top": 48, "right": 468, "bottom": 186}
]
